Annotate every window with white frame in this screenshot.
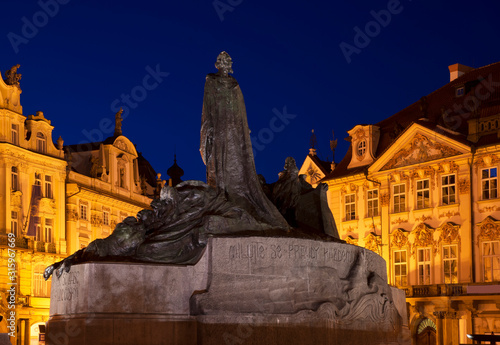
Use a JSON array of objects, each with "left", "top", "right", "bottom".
[
  {"left": 44, "top": 219, "right": 53, "bottom": 243},
  {"left": 45, "top": 175, "right": 53, "bottom": 198},
  {"left": 441, "top": 174, "right": 456, "bottom": 205},
  {"left": 393, "top": 184, "right": 406, "bottom": 213},
  {"left": 482, "top": 167, "right": 498, "bottom": 200},
  {"left": 11, "top": 166, "right": 18, "bottom": 191},
  {"left": 416, "top": 179, "right": 430, "bottom": 209},
  {"left": 483, "top": 241, "right": 500, "bottom": 282},
  {"left": 367, "top": 189, "right": 379, "bottom": 217},
  {"left": 80, "top": 204, "right": 88, "bottom": 220},
  {"left": 345, "top": 194, "right": 356, "bottom": 221},
  {"left": 11, "top": 124, "right": 19, "bottom": 145},
  {"left": 103, "top": 211, "right": 109, "bottom": 226},
  {"left": 357, "top": 140, "right": 366, "bottom": 156},
  {"left": 393, "top": 250, "right": 407, "bottom": 287},
  {"left": 33, "top": 264, "right": 51, "bottom": 297},
  {"left": 11, "top": 211, "right": 19, "bottom": 237},
  {"left": 36, "top": 132, "right": 46, "bottom": 153},
  {"left": 418, "top": 248, "right": 431, "bottom": 285},
  {"left": 443, "top": 245, "right": 458, "bottom": 283}
]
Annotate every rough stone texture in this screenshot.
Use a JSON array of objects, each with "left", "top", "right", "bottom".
[{"left": 47, "top": 236, "right": 409, "bottom": 345}]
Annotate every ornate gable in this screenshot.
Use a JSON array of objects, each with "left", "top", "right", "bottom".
[
  {"left": 364, "top": 232, "right": 381, "bottom": 255},
  {"left": 382, "top": 133, "right": 462, "bottom": 170},
  {"left": 477, "top": 216, "right": 500, "bottom": 242},
  {"left": 410, "top": 223, "right": 437, "bottom": 257},
  {"left": 391, "top": 228, "right": 409, "bottom": 249}
]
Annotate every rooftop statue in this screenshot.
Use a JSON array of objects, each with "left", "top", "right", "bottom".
[
  {"left": 44, "top": 52, "right": 339, "bottom": 280},
  {"left": 4, "top": 64, "right": 22, "bottom": 87}
]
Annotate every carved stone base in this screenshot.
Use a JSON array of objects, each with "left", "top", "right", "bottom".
[{"left": 46, "top": 236, "right": 410, "bottom": 345}]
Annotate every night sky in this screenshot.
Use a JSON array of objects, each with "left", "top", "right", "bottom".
[{"left": 2, "top": 0, "right": 500, "bottom": 183}]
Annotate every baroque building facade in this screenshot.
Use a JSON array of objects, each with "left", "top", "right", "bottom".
[
  {"left": 301, "top": 62, "right": 500, "bottom": 345},
  {"left": 0, "top": 66, "right": 160, "bottom": 344}
]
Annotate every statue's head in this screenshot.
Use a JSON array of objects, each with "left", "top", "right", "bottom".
[{"left": 215, "top": 51, "right": 233, "bottom": 77}]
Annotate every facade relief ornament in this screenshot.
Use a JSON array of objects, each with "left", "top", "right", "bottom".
[
  {"left": 91, "top": 214, "right": 103, "bottom": 227},
  {"left": 458, "top": 179, "right": 470, "bottom": 194},
  {"left": 477, "top": 216, "right": 500, "bottom": 242},
  {"left": 391, "top": 228, "right": 409, "bottom": 248},
  {"left": 474, "top": 154, "right": 500, "bottom": 173},
  {"left": 479, "top": 206, "right": 500, "bottom": 213},
  {"left": 438, "top": 210, "right": 460, "bottom": 218},
  {"left": 415, "top": 215, "right": 432, "bottom": 223},
  {"left": 380, "top": 193, "right": 390, "bottom": 206},
  {"left": 344, "top": 236, "right": 358, "bottom": 246},
  {"left": 382, "top": 133, "right": 462, "bottom": 170},
  {"left": 410, "top": 166, "right": 436, "bottom": 191},
  {"left": 410, "top": 223, "right": 437, "bottom": 257},
  {"left": 66, "top": 209, "right": 78, "bottom": 222},
  {"left": 10, "top": 191, "right": 22, "bottom": 210},
  {"left": 114, "top": 139, "right": 131, "bottom": 153},
  {"left": 438, "top": 222, "right": 461, "bottom": 248},
  {"left": 305, "top": 163, "right": 322, "bottom": 184},
  {"left": 437, "top": 161, "right": 459, "bottom": 174},
  {"left": 391, "top": 217, "right": 408, "bottom": 225},
  {"left": 364, "top": 232, "right": 381, "bottom": 255}
]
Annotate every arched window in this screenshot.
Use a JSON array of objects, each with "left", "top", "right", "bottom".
[{"left": 36, "top": 132, "right": 46, "bottom": 153}]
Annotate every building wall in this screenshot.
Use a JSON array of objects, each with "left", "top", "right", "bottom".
[
  {"left": 321, "top": 124, "right": 500, "bottom": 344},
  {"left": 0, "top": 77, "right": 154, "bottom": 344}
]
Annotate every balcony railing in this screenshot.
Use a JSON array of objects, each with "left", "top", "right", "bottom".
[{"left": 404, "top": 283, "right": 499, "bottom": 297}]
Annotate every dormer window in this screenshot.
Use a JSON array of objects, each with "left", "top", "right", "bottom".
[
  {"left": 455, "top": 86, "right": 464, "bottom": 97},
  {"left": 36, "top": 132, "right": 46, "bottom": 153},
  {"left": 357, "top": 140, "right": 366, "bottom": 157}
]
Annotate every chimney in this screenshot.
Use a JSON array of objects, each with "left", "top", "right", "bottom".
[{"left": 448, "top": 63, "right": 474, "bottom": 82}]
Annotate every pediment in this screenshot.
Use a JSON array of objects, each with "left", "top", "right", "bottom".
[
  {"left": 370, "top": 124, "right": 470, "bottom": 172},
  {"left": 112, "top": 136, "right": 138, "bottom": 156},
  {"left": 298, "top": 155, "right": 327, "bottom": 185}
]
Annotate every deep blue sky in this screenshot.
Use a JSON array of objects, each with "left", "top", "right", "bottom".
[{"left": 3, "top": 0, "right": 500, "bottom": 183}]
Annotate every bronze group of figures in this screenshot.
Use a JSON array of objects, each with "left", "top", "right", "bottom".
[{"left": 44, "top": 52, "right": 339, "bottom": 280}]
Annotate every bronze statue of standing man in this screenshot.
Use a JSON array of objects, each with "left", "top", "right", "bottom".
[{"left": 200, "top": 52, "right": 288, "bottom": 230}]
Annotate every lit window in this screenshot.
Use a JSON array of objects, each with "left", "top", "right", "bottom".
[
  {"left": 345, "top": 194, "right": 356, "bottom": 221},
  {"left": 33, "top": 264, "right": 51, "bottom": 297},
  {"left": 483, "top": 241, "right": 500, "bottom": 282},
  {"left": 367, "top": 189, "right": 379, "bottom": 217},
  {"left": 357, "top": 140, "right": 366, "bottom": 156},
  {"left": 393, "top": 250, "right": 407, "bottom": 287},
  {"left": 11, "top": 166, "right": 18, "bottom": 191},
  {"left": 416, "top": 179, "right": 430, "bottom": 209},
  {"left": 45, "top": 175, "right": 52, "bottom": 198},
  {"left": 418, "top": 248, "right": 431, "bottom": 285},
  {"left": 45, "top": 219, "right": 53, "bottom": 243},
  {"left": 11, "top": 211, "right": 19, "bottom": 237},
  {"left": 103, "top": 211, "right": 109, "bottom": 226},
  {"left": 482, "top": 168, "right": 498, "bottom": 200},
  {"left": 11, "top": 124, "right": 19, "bottom": 145},
  {"left": 441, "top": 174, "right": 456, "bottom": 205},
  {"left": 36, "top": 132, "right": 46, "bottom": 153},
  {"left": 393, "top": 184, "right": 406, "bottom": 213},
  {"left": 443, "top": 245, "right": 458, "bottom": 283},
  {"left": 80, "top": 204, "right": 87, "bottom": 220}
]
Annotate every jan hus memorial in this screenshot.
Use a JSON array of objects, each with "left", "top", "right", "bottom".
[{"left": 44, "top": 52, "right": 410, "bottom": 345}]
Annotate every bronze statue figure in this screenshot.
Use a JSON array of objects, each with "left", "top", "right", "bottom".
[{"left": 44, "top": 52, "right": 339, "bottom": 281}]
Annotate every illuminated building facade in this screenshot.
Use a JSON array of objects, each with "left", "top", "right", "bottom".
[
  {"left": 301, "top": 62, "right": 500, "bottom": 344},
  {"left": 0, "top": 67, "right": 158, "bottom": 344}
]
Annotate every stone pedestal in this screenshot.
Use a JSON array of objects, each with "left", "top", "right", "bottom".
[{"left": 46, "top": 236, "right": 410, "bottom": 345}]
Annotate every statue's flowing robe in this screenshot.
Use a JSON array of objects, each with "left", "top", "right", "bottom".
[{"left": 200, "top": 73, "right": 288, "bottom": 229}]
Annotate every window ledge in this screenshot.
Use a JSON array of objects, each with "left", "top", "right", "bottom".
[
  {"left": 477, "top": 197, "right": 500, "bottom": 205},
  {"left": 437, "top": 203, "right": 459, "bottom": 210}
]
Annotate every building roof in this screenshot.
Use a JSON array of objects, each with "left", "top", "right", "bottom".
[{"left": 322, "top": 61, "right": 500, "bottom": 181}]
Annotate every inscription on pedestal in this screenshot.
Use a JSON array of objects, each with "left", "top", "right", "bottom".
[{"left": 53, "top": 271, "right": 79, "bottom": 302}]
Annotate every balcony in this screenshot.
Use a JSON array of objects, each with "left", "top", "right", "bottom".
[{"left": 405, "top": 283, "right": 500, "bottom": 298}]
